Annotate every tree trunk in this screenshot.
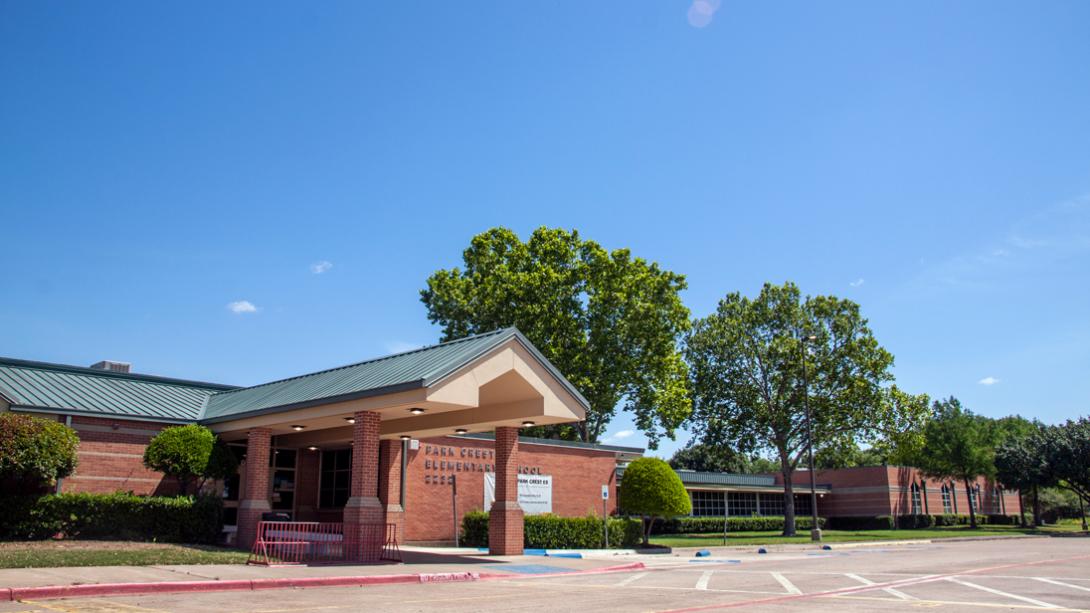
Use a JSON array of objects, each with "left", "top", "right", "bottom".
[
  {"left": 1017, "top": 488, "right": 1026, "bottom": 527},
  {"left": 1032, "top": 485, "right": 1041, "bottom": 528},
  {"left": 1080, "top": 497, "right": 1088, "bottom": 532},
  {"left": 782, "top": 468, "right": 797, "bottom": 537},
  {"left": 964, "top": 479, "right": 977, "bottom": 529},
  {"left": 642, "top": 515, "right": 657, "bottom": 546},
  {"left": 178, "top": 476, "right": 189, "bottom": 496}
]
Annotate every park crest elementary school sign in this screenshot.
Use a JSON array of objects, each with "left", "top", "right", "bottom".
[{"left": 422, "top": 442, "right": 553, "bottom": 514}]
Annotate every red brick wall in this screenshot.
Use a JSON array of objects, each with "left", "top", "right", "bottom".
[
  {"left": 402, "top": 436, "right": 618, "bottom": 543},
  {"left": 773, "top": 466, "right": 1023, "bottom": 518},
  {"left": 60, "top": 415, "right": 179, "bottom": 495}
]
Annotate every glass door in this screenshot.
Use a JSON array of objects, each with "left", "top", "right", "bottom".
[{"left": 270, "top": 448, "right": 297, "bottom": 519}]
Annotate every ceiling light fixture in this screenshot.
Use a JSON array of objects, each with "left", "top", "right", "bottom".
[
  {"left": 291, "top": 425, "right": 305, "bottom": 431},
  {"left": 399, "top": 435, "right": 412, "bottom": 441},
  {"left": 521, "top": 421, "right": 535, "bottom": 427},
  {"left": 409, "top": 408, "right": 426, "bottom": 415},
  {"left": 307, "top": 446, "right": 319, "bottom": 451},
  {"left": 455, "top": 428, "right": 468, "bottom": 435},
  {"left": 344, "top": 417, "right": 356, "bottom": 424}
]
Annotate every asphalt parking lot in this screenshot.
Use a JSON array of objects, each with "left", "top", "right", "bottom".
[{"left": 3, "top": 537, "right": 1088, "bottom": 612}]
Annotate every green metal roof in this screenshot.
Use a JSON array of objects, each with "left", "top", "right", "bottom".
[
  {"left": 0, "top": 357, "right": 235, "bottom": 423},
  {"left": 201, "top": 328, "right": 588, "bottom": 422},
  {"left": 1, "top": 328, "right": 591, "bottom": 426}
]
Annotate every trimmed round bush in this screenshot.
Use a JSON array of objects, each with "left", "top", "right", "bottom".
[
  {"left": 143, "top": 424, "right": 237, "bottom": 494},
  {"left": 618, "top": 457, "right": 692, "bottom": 544},
  {"left": 0, "top": 412, "right": 79, "bottom": 493}
]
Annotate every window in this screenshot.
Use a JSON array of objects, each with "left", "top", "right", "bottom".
[
  {"left": 941, "top": 484, "right": 953, "bottom": 514},
  {"left": 992, "top": 486, "right": 1003, "bottom": 513},
  {"left": 794, "top": 494, "right": 813, "bottom": 517},
  {"left": 690, "top": 491, "right": 726, "bottom": 516},
  {"left": 910, "top": 483, "right": 922, "bottom": 515},
  {"left": 727, "top": 492, "right": 758, "bottom": 516},
  {"left": 759, "top": 493, "right": 784, "bottom": 516},
  {"left": 969, "top": 484, "right": 982, "bottom": 512},
  {"left": 319, "top": 449, "right": 352, "bottom": 508}
]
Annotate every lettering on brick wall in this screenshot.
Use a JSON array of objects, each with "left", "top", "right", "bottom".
[{"left": 422, "top": 444, "right": 542, "bottom": 485}]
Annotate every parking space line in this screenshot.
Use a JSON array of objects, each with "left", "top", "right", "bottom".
[
  {"left": 770, "top": 572, "right": 802, "bottom": 595},
  {"left": 946, "top": 577, "right": 1061, "bottom": 609},
  {"left": 695, "top": 571, "right": 713, "bottom": 590},
  {"left": 830, "top": 594, "right": 1085, "bottom": 611},
  {"left": 616, "top": 572, "right": 647, "bottom": 587},
  {"left": 1034, "top": 577, "right": 1090, "bottom": 593},
  {"left": 844, "top": 572, "right": 916, "bottom": 600}
]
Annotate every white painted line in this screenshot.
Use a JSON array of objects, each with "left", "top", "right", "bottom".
[
  {"left": 1033, "top": 577, "right": 1090, "bottom": 593},
  {"left": 845, "top": 572, "right": 916, "bottom": 601},
  {"left": 615, "top": 572, "right": 647, "bottom": 587},
  {"left": 771, "top": 572, "right": 802, "bottom": 595},
  {"left": 695, "top": 571, "right": 713, "bottom": 590},
  {"left": 946, "top": 577, "right": 1061, "bottom": 609}
]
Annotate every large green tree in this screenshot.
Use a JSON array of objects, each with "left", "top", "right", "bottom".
[
  {"left": 684, "top": 282, "right": 929, "bottom": 536},
  {"left": 1043, "top": 417, "right": 1090, "bottom": 530},
  {"left": 913, "top": 398, "right": 999, "bottom": 528},
  {"left": 618, "top": 457, "right": 692, "bottom": 545},
  {"left": 994, "top": 418, "right": 1052, "bottom": 527},
  {"left": 668, "top": 443, "right": 779, "bottom": 474},
  {"left": 421, "top": 227, "right": 691, "bottom": 446}
]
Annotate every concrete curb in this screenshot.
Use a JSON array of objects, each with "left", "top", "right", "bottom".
[{"left": 3, "top": 563, "right": 647, "bottom": 602}]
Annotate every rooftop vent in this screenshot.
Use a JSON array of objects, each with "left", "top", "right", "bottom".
[{"left": 90, "top": 360, "right": 131, "bottom": 373}]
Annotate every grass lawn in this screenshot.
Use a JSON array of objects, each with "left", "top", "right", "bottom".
[
  {"left": 0, "top": 540, "right": 250, "bottom": 568},
  {"left": 650, "top": 520, "right": 1088, "bottom": 548}
]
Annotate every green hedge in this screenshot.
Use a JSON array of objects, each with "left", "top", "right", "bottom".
[
  {"left": 829, "top": 514, "right": 1022, "bottom": 530},
  {"left": 0, "top": 492, "right": 223, "bottom": 543},
  {"left": 461, "top": 511, "right": 642, "bottom": 549},
  {"left": 649, "top": 516, "right": 826, "bottom": 535}
]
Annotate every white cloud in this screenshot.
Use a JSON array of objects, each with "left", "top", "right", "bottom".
[
  {"left": 603, "top": 429, "right": 635, "bottom": 443},
  {"left": 687, "top": 0, "right": 721, "bottom": 28},
  {"left": 227, "top": 300, "right": 259, "bottom": 314},
  {"left": 310, "top": 260, "right": 333, "bottom": 274},
  {"left": 978, "top": 376, "right": 1000, "bottom": 386},
  {"left": 384, "top": 340, "right": 422, "bottom": 354},
  {"left": 849, "top": 278, "right": 865, "bottom": 287}
]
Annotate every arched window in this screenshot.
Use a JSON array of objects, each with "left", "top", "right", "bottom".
[
  {"left": 910, "top": 482, "right": 922, "bottom": 515},
  {"left": 972, "top": 484, "right": 982, "bottom": 512},
  {"left": 941, "top": 483, "right": 953, "bottom": 514}
]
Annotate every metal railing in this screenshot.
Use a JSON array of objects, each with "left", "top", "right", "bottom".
[{"left": 248, "top": 521, "right": 400, "bottom": 565}]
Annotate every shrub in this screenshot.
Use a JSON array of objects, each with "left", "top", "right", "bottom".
[
  {"left": 827, "top": 515, "right": 896, "bottom": 530},
  {"left": 649, "top": 516, "right": 826, "bottom": 534},
  {"left": 143, "top": 425, "right": 237, "bottom": 495},
  {"left": 460, "top": 511, "right": 642, "bottom": 549},
  {"left": 0, "top": 492, "right": 223, "bottom": 543},
  {"left": 984, "top": 514, "right": 1020, "bottom": 525},
  {"left": 618, "top": 457, "right": 691, "bottom": 544},
  {"left": 0, "top": 412, "right": 79, "bottom": 493},
  {"left": 896, "top": 514, "right": 936, "bottom": 529}
]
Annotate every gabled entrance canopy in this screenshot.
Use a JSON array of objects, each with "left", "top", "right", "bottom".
[{"left": 203, "top": 327, "right": 588, "bottom": 445}]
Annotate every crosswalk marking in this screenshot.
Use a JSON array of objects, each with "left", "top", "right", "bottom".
[
  {"left": 771, "top": 572, "right": 802, "bottom": 595},
  {"left": 946, "top": 577, "right": 1061, "bottom": 609},
  {"left": 695, "top": 571, "right": 713, "bottom": 590},
  {"left": 844, "top": 572, "right": 916, "bottom": 600}
]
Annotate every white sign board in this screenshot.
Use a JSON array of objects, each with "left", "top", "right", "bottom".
[
  {"left": 483, "top": 473, "right": 553, "bottom": 515},
  {"left": 601, "top": 485, "right": 610, "bottom": 500}
]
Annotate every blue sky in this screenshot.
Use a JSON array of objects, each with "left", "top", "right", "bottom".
[{"left": 2, "top": 1, "right": 1088, "bottom": 458}]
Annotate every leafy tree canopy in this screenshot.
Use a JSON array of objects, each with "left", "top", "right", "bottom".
[
  {"left": 421, "top": 227, "right": 691, "bottom": 446},
  {"left": 912, "top": 398, "right": 1000, "bottom": 527},
  {"left": 994, "top": 420, "right": 1053, "bottom": 527},
  {"left": 618, "top": 457, "right": 692, "bottom": 544},
  {"left": 143, "top": 425, "right": 238, "bottom": 495},
  {"left": 0, "top": 412, "right": 79, "bottom": 493},
  {"left": 1043, "top": 417, "right": 1090, "bottom": 508},
  {"left": 684, "top": 281, "right": 928, "bottom": 535},
  {"left": 669, "top": 443, "right": 780, "bottom": 474}
]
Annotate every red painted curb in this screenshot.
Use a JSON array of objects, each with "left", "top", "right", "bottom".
[{"left": 4, "top": 562, "right": 644, "bottom": 602}]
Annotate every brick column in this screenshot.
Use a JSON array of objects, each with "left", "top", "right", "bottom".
[
  {"left": 343, "top": 411, "right": 383, "bottom": 560},
  {"left": 378, "top": 439, "right": 405, "bottom": 543},
  {"left": 489, "top": 426, "right": 523, "bottom": 555},
  {"left": 237, "top": 428, "right": 272, "bottom": 550}
]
